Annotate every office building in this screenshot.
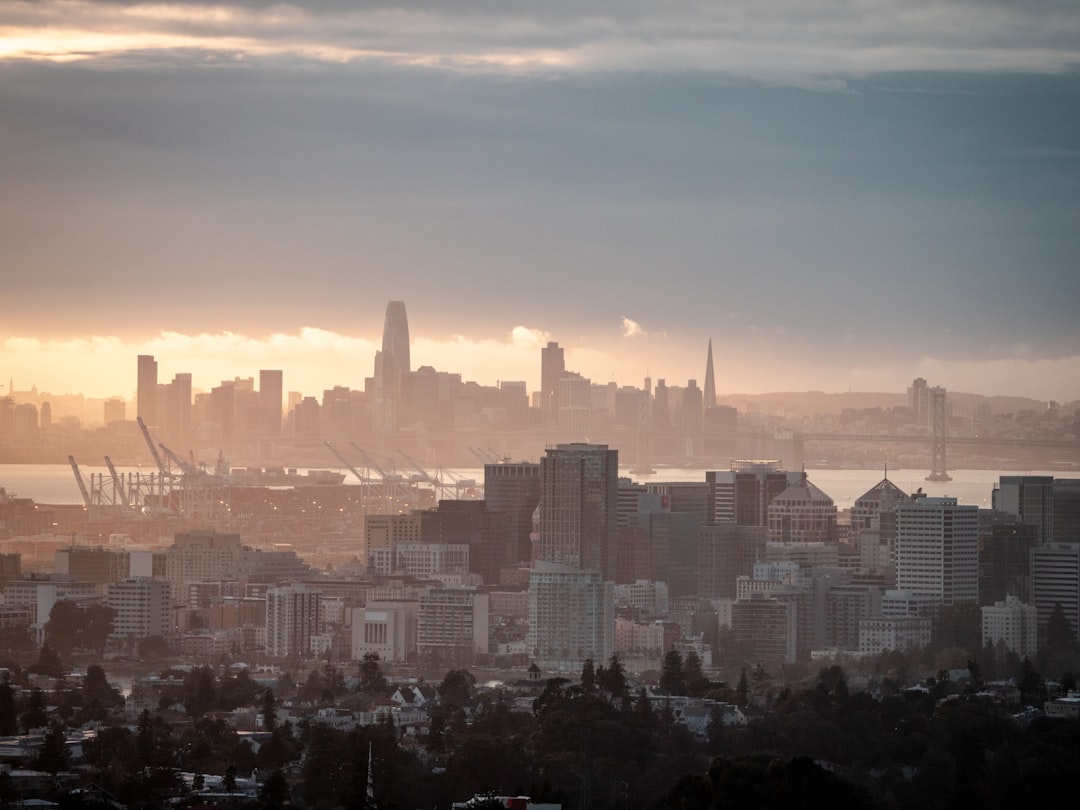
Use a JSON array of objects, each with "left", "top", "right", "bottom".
[
  {"left": 165, "top": 373, "right": 192, "bottom": 441},
  {"left": 703, "top": 405, "right": 737, "bottom": 461},
  {"left": 707, "top": 461, "right": 800, "bottom": 527},
  {"left": 703, "top": 339, "right": 716, "bottom": 409},
  {"left": 166, "top": 531, "right": 243, "bottom": 594},
  {"left": 535, "top": 443, "right": 619, "bottom": 580},
  {"left": 54, "top": 546, "right": 127, "bottom": 591},
  {"left": 1030, "top": 544, "right": 1080, "bottom": 643},
  {"left": 979, "top": 521, "right": 1038, "bottom": 605},
  {"left": 859, "top": 616, "right": 932, "bottom": 656},
  {"left": 420, "top": 500, "right": 509, "bottom": 585},
  {"left": 698, "top": 524, "right": 767, "bottom": 599},
  {"left": 851, "top": 474, "right": 909, "bottom": 568},
  {"left": 392, "top": 543, "right": 470, "bottom": 578},
  {"left": 527, "top": 562, "right": 614, "bottom": 672},
  {"left": 730, "top": 592, "right": 797, "bottom": 665},
  {"left": 137, "top": 354, "right": 158, "bottom": 426},
  {"left": 895, "top": 497, "right": 978, "bottom": 604},
  {"left": 259, "top": 369, "right": 283, "bottom": 437},
  {"left": 351, "top": 599, "right": 418, "bottom": 663},
  {"left": 484, "top": 461, "right": 541, "bottom": 568},
  {"left": 1053, "top": 479, "right": 1080, "bottom": 544},
  {"left": 766, "top": 472, "right": 837, "bottom": 544},
  {"left": 908, "top": 377, "right": 929, "bottom": 426},
  {"left": 104, "top": 398, "right": 126, "bottom": 425},
  {"left": 365, "top": 514, "right": 422, "bottom": 569},
  {"left": 380, "top": 300, "right": 411, "bottom": 396},
  {"left": 981, "top": 595, "right": 1038, "bottom": 659},
  {"left": 417, "top": 588, "right": 489, "bottom": 665},
  {"left": 557, "top": 373, "right": 592, "bottom": 435},
  {"left": 107, "top": 578, "right": 171, "bottom": 639},
  {"left": 994, "top": 475, "right": 1055, "bottom": 545},
  {"left": 540, "top": 341, "right": 565, "bottom": 424},
  {"left": 266, "top": 584, "right": 321, "bottom": 657}
]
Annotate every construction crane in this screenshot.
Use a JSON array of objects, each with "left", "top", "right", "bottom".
[
  {"left": 68, "top": 455, "right": 92, "bottom": 509},
  {"left": 103, "top": 456, "right": 131, "bottom": 508}
]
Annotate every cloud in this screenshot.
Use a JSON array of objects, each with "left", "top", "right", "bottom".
[
  {"left": 510, "top": 326, "right": 551, "bottom": 349},
  {"left": 620, "top": 317, "right": 645, "bottom": 338},
  {"left": 1, "top": 0, "right": 1078, "bottom": 81}
]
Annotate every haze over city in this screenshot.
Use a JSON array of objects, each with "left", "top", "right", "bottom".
[{"left": 2, "top": 0, "right": 1079, "bottom": 402}]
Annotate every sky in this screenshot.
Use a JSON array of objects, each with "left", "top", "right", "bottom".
[{"left": 1, "top": 0, "right": 1079, "bottom": 403}]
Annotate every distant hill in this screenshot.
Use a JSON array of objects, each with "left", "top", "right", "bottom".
[{"left": 715, "top": 391, "right": 1071, "bottom": 419}]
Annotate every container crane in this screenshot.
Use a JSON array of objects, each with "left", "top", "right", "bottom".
[
  {"left": 325, "top": 441, "right": 371, "bottom": 484},
  {"left": 136, "top": 417, "right": 172, "bottom": 478},
  {"left": 68, "top": 455, "right": 92, "bottom": 509},
  {"left": 103, "top": 456, "right": 131, "bottom": 508}
]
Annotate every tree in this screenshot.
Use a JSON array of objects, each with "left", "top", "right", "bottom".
[
  {"left": 438, "top": 668, "right": 476, "bottom": 708},
  {"left": 596, "top": 654, "right": 627, "bottom": 698},
  {"left": 682, "top": 650, "right": 708, "bottom": 697},
  {"left": 735, "top": 667, "right": 749, "bottom": 707},
  {"left": 660, "top": 649, "right": 687, "bottom": 696},
  {"left": 359, "top": 652, "right": 388, "bottom": 694},
  {"left": 262, "top": 688, "right": 277, "bottom": 733},
  {"left": 28, "top": 642, "right": 63, "bottom": 679},
  {"left": 35, "top": 723, "right": 70, "bottom": 774},
  {"left": 138, "top": 634, "right": 171, "bottom": 660},
  {"left": 580, "top": 658, "right": 596, "bottom": 693},
  {"left": 1018, "top": 656, "right": 1046, "bottom": 705},
  {"left": 259, "top": 769, "right": 290, "bottom": 810},
  {"left": 84, "top": 664, "right": 121, "bottom": 707},
  {"left": 44, "top": 601, "right": 114, "bottom": 656},
  {"left": 21, "top": 687, "right": 48, "bottom": 732},
  {"left": 223, "top": 764, "right": 237, "bottom": 793},
  {"left": 1044, "top": 602, "right": 1075, "bottom": 654},
  {"left": 0, "top": 674, "right": 15, "bottom": 736},
  {"left": 185, "top": 666, "right": 217, "bottom": 716}
]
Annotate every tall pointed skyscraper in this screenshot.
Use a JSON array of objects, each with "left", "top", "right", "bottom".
[
  {"left": 703, "top": 338, "right": 717, "bottom": 409},
  {"left": 379, "top": 301, "right": 411, "bottom": 395}
]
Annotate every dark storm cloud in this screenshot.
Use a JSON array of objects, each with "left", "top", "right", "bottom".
[
  {"left": 1, "top": 0, "right": 1078, "bottom": 386},
  {"left": 1, "top": 54, "right": 1078, "bottom": 368}
]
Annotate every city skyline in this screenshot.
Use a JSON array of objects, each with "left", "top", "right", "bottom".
[{"left": 2, "top": 1, "right": 1079, "bottom": 402}]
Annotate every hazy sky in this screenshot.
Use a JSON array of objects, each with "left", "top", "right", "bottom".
[{"left": 2, "top": 0, "right": 1079, "bottom": 402}]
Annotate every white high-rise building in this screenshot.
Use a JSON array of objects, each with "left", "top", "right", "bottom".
[
  {"left": 895, "top": 497, "right": 978, "bottom": 604},
  {"left": 527, "top": 562, "right": 614, "bottom": 672},
  {"left": 417, "top": 588, "right": 489, "bottom": 665},
  {"left": 266, "top": 584, "right": 321, "bottom": 658},
  {"left": 981, "top": 595, "right": 1038, "bottom": 659},
  {"left": 107, "top": 578, "right": 171, "bottom": 639}
]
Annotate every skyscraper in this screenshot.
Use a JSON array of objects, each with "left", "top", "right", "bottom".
[
  {"left": 993, "top": 475, "right": 1055, "bottom": 545},
  {"left": 1030, "top": 544, "right": 1080, "bottom": 643},
  {"left": 380, "top": 300, "right": 411, "bottom": 396},
  {"left": 137, "top": 354, "right": 158, "bottom": 427},
  {"left": 527, "top": 561, "right": 614, "bottom": 672},
  {"left": 540, "top": 341, "right": 565, "bottom": 425},
  {"left": 536, "top": 443, "right": 619, "bottom": 580},
  {"left": 895, "top": 497, "right": 978, "bottom": 605},
  {"left": 259, "top": 369, "right": 283, "bottom": 437},
  {"left": 703, "top": 338, "right": 716, "bottom": 409},
  {"left": 484, "top": 461, "right": 541, "bottom": 567}
]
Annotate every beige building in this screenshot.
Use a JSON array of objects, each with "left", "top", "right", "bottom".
[{"left": 981, "top": 595, "right": 1038, "bottom": 660}]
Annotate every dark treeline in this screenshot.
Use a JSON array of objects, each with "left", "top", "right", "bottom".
[{"left": 3, "top": 649, "right": 1080, "bottom": 809}]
